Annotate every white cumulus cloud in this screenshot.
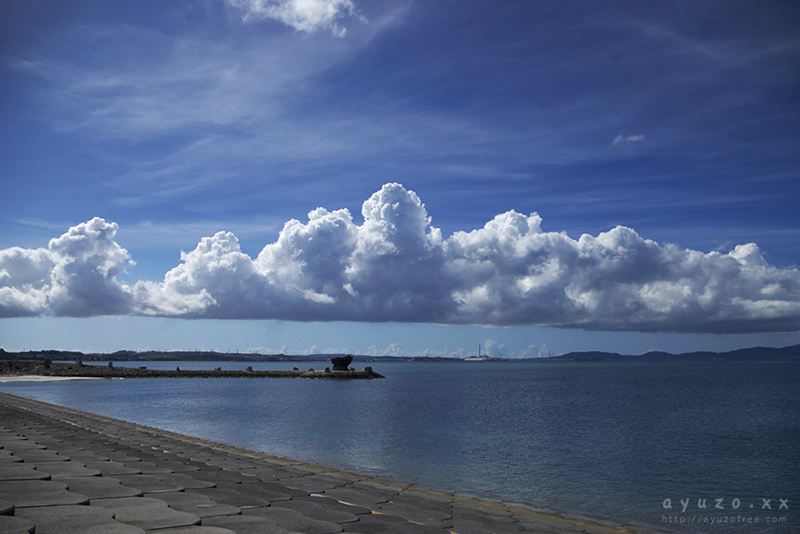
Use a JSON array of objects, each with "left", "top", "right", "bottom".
[
  {"left": 0, "top": 247, "right": 52, "bottom": 317},
  {"left": 483, "top": 340, "right": 507, "bottom": 358},
  {"left": 47, "top": 218, "right": 135, "bottom": 317},
  {"left": 227, "top": 0, "right": 361, "bottom": 36},
  {"left": 1, "top": 218, "right": 136, "bottom": 317},
  {"left": 2, "top": 183, "right": 800, "bottom": 333},
  {"left": 520, "top": 344, "right": 550, "bottom": 359}
]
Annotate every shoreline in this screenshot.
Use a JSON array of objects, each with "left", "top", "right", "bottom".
[
  {"left": 0, "top": 391, "right": 662, "bottom": 534},
  {"left": 0, "top": 375, "right": 106, "bottom": 383}
]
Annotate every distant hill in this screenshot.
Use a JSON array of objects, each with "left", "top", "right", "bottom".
[
  {"left": 1, "top": 345, "right": 799, "bottom": 363},
  {"left": 550, "top": 344, "right": 800, "bottom": 361}
]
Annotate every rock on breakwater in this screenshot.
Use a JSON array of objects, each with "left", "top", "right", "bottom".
[{"left": 0, "top": 360, "right": 384, "bottom": 379}]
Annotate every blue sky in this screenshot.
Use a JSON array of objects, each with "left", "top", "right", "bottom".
[{"left": 1, "top": 0, "right": 799, "bottom": 357}]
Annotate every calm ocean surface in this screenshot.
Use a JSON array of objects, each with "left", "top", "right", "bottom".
[{"left": 2, "top": 359, "right": 798, "bottom": 533}]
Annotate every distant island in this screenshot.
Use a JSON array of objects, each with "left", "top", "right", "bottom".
[
  {"left": 547, "top": 344, "right": 800, "bottom": 361},
  {"left": 2, "top": 344, "right": 799, "bottom": 362}
]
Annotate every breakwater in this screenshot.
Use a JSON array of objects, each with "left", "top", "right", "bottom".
[{"left": 0, "top": 360, "right": 384, "bottom": 379}]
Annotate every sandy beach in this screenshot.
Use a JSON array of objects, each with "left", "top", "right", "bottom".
[{"left": 0, "top": 376, "right": 105, "bottom": 383}]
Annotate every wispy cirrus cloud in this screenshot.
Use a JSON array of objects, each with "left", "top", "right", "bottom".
[
  {"left": 629, "top": 19, "right": 800, "bottom": 72},
  {"left": 24, "top": 25, "right": 324, "bottom": 140},
  {"left": 6, "top": 19, "right": 380, "bottom": 207},
  {"left": 2, "top": 184, "right": 799, "bottom": 333},
  {"left": 613, "top": 133, "right": 645, "bottom": 145}
]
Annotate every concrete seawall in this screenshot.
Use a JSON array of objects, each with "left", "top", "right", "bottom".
[{"left": 0, "top": 360, "right": 384, "bottom": 380}]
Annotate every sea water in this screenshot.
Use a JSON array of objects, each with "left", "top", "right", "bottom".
[{"left": 2, "top": 359, "right": 797, "bottom": 533}]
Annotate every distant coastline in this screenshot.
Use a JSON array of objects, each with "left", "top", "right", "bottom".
[
  {"left": 2, "top": 344, "right": 798, "bottom": 363},
  {"left": 549, "top": 344, "right": 800, "bottom": 361}
]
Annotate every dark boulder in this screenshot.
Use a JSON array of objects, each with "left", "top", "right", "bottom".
[{"left": 331, "top": 355, "right": 353, "bottom": 371}]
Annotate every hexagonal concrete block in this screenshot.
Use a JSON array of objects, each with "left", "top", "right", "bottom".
[
  {"left": 0, "top": 480, "right": 89, "bottom": 508},
  {"left": 16, "top": 504, "right": 145, "bottom": 534},
  {"left": 91, "top": 497, "right": 201, "bottom": 530}
]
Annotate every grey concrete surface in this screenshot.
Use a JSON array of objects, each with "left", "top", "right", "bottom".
[
  {"left": 150, "top": 491, "right": 241, "bottom": 518},
  {"left": 6, "top": 450, "right": 66, "bottom": 463},
  {"left": 0, "top": 464, "right": 48, "bottom": 481},
  {"left": 0, "top": 441, "right": 44, "bottom": 450},
  {"left": 243, "top": 506, "right": 344, "bottom": 534},
  {"left": 91, "top": 496, "right": 202, "bottom": 530},
  {"left": 292, "top": 495, "right": 372, "bottom": 518},
  {"left": 0, "top": 452, "right": 21, "bottom": 463},
  {"left": 115, "top": 474, "right": 187, "bottom": 493},
  {"left": 58, "top": 475, "right": 144, "bottom": 500},
  {"left": 188, "top": 486, "right": 279, "bottom": 508},
  {"left": 32, "top": 460, "right": 102, "bottom": 478},
  {"left": 272, "top": 498, "right": 367, "bottom": 523},
  {"left": 341, "top": 513, "right": 447, "bottom": 534},
  {"left": 0, "top": 515, "right": 35, "bottom": 534},
  {"left": 15, "top": 504, "right": 146, "bottom": 534},
  {"left": 160, "top": 472, "right": 218, "bottom": 489},
  {"left": 154, "top": 527, "right": 239, "bottom": 534},
  {"left": 202, "top": 514, "right": 305, "bottom": 534},
  {"left": 0, "top": 480, "right": 89, "bottom": 508}
]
